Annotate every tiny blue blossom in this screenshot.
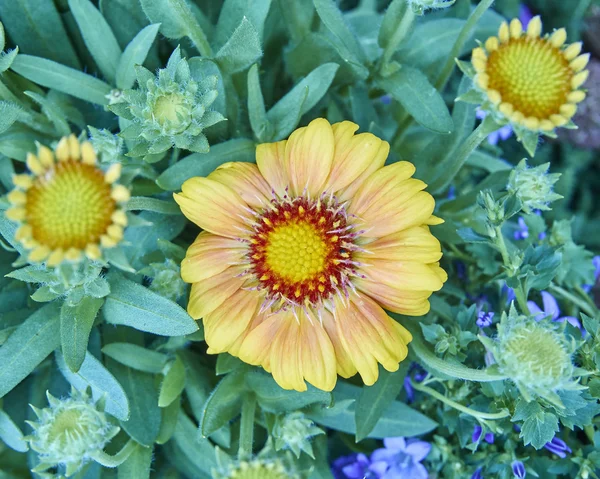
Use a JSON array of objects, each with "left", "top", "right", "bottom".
[
  {"left": 476, "top": 311, "right": 494, "bottom": 328},
  {"left": 519, "top": 4, "right": 534, "bottom": 27},
  {"left": 527, "top": 291, "right": 583, "bottom": 331},
  {"left": 369, "top": 437, "right": 431, "bottom": 479},
  {"left": 403, "top": 364, "right": 427, "bottom": 403},
  {"left": 472, "top": 425, "right": 494, "bottom": 444},
  {"left": 512, "top": 460, "right": 526, "bottom": 478},
  {"left": 582, "top": 255, "right": 600, "bottom": 293},
  {"left": 544, "top": 437, "right": 572, "bottom": 459},
  {"left": 513, "top": 217, "right": 529, "bottom": 240},
  {"left": 332, "top": 453, "right": 380, "bottom": 479},
  {"left": 472, "top": 467, "right": 483, "bottom": 479}
]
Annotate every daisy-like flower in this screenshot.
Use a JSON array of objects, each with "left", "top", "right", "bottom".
[
  {"left": 469, "top": 16, "right": 589, "bottom": 152},
  {"left": 5, "top": 135, "right": 130, "bottom": 266},
  {"left": 174, "top": 118, "right": 446, "bottom": 392}
]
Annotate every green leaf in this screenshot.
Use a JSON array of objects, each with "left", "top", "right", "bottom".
[
  {"left": 56, "top": 350, "right": 130, "bottom": 421},
  {"left": 355, "top": 363, "right": 409, "bottom": 441},
  {"left": 116, "top": 24, "right": 160, "bottom": 89},
  {"left": 117, "top": 443, "right": 153, "bottom": 479},
  {"left": 377, "top": 66, "right": 453, "bottom": 134},
  {"left": 125, "top": 196, "right": 181, "bottom": 215},
  {"left": 266, "top": 63, "right": 339, "bottom": 141},
  {"left": 68, "top": 0, "right": 122, "bottom": 84},
  {"left": 378, "top": 0, "right": 408, "bottom": 50},
  {"left": 0, "top": 101, "right": 21, "bottom": 134},
  {"left": 0, "top": 302, "right": 61, "bottom": 398},
  {"left": 0, "top": 409, "right": 28, "bottom": 452},
  {"left": 247, "top": 63, "right": 270, "bottom": 142},
  {"left": 156, "top": 138, "right": 256, "bottom": 191},
  {"left": 513, "top": 399, "right": 559, "bottom": 449},
  {"left": 103, "top": 273, "right": 198, "bottom": 336},
  {"left": 201, "top": 368, "right": 247, "bottom": 436},
  {"left": 156, "top": 398, "right": 181, "bottom": 444},
  {"left": 60, "top": 297, "right": 104, "bottom": 373},
  {"left": 213, "top": 0, "right": 272, "bottom": 49},
  {"left": 159, "top": 355, "right": 186, "bottom": 408},
  {"left": 314, "top": 0, "right": 365, "bottom": 64},
  {"left": 0, "top": 0, "right": 80, "bottom": 69},
  {"left": 102, "top": 343, "right": 169, "bottom": 374},
  {"left": 215, "top": 17, "right": 262, "bottom": 73},
  {"left": 11, "top": 55, "right": 112, "bottom": 105},
  {"left": 173, "top": 412, "right": 217, "bottom": 475}
]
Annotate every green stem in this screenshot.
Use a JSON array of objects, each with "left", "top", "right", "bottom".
[
  {"left": 575, "top": 285, "right": 599, "bottom": 311},
  {"left": 380, "top": 6, "right": 416, "bottom": 70},
  {"left": 493, "top": 226, "right": 530, "bottom": 314},
  {"left": 549, "top": 284, "right": 596, "bottom": 317},
  {"left": 410, "top": 379, "right": 511, "bottom": 420},
  {"left": 89, "top": 439, "right": 137, "bottom": 468},
  {"left": 434, "top": 0, "right": 495, "bottom": 90},
  {"left": 430, "top": 117, "right": 498, "bottom": 193},
  {"left": 400, "top": 319, "right": 508, "bottom": 382},
  {"left": 238, "top": 393, "right": 256, "bottom": 459}
]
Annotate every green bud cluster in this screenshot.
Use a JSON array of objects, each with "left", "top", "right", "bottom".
[
  {"left": 25, "top": 388, "right": 119, "bottom": 477},
  {"left": 272, "top": 412, "right": 324, "bottom": 458},
  {"left": 110, "top": 46, "right": 226, "bottom": 160},
  {"left": 409, "top": 0, "right": 456, "bottom": 14},
  {"left": 507, "top": 160, "right": 563, "bottom": 214},
  {"left": 140, "top": 258, "right": 187, "bottom": 301}
]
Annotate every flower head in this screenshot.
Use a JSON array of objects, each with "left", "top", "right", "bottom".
[
  {"left": 114, "top": 47, "right": 225, "bottom": 158},
  {"left": 472, "top": 425, "right": 494, "bottom": 444},
  {"left": 272, "top": 412, "right": 324, "bottom": 458},
  {"left": 528, "top": 291, "right": 582, "bottom": 331},
  {"left": 512, "top": 460, "right": 526, "bottom": 478},
  {"left": 544, "top": 437, "right": 572, "bottom": 458},
  {"left": 332, "top": 453, "right": 379, "bottom": 479},
  {"left": 213, "top": 458, "right": 298, "bottom": 479},
  {"left": 25, "top": 388, "right": 119, "bottom": 477},
  {"left": 5, "top": 135, "right": 130, "bottom": 266},
  {"left": 370, "top": 437, "right": 431, "bottom": 479},
  {"left": 175, "top": 118, "right": 446, "bottom": 391},
  {"left": 507, "top": 160, "right": 562, "bottom": 214},
  {"left": 476, "top": 311, "right": 494, "bottom": 328}
]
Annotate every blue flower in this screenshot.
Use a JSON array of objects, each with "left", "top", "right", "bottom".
[
  {"left": 512, "top": 460, "right": 526, "bottom": 478},
  {"left": 476, "top": 311, "right": 494, "bottom": 328},
  {"left": 527, "top": 291, "right": 583, "bottom": 331},
  {"left": 370, "top": 437, "right": 431, "bottom": 479},
  {"left": 544, "top": 437, "right": 572, "bottom": 459},
  {"left": 332, "top": 453, "right": 380, "bottom": 479},
  {"left": 472, "top": 467, "right": 484, "bottom": 479},
  {"left": 472, "top": 425, "right": 494, "bottom": 444},
  {"left": 582, "top": 255, "right": 600, "bottom": 293},
  {"left": 513, "top": 217, "right": 529, "bottom": 240},
  {"left": 403, "top": 364, "right": 427, "bottom": 403},
  {"left": 519, "top": 4, "right": 534, "bottom": 27}
]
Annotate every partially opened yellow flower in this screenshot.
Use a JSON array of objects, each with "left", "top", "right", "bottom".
[
  {"left": 5, "top": 135, "right": 130, "bottom": 266},
  {"left": 472, "top": 16, "right": 589, "bottom": 133},
  {"left": 175, "top": 118, "right": 447, "bottom": 391}
]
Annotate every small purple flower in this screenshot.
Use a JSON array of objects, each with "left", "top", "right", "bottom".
[
  {"left": 472, "top": 467, "right": 484, "bottom": 479},
  {"left": 380, "top": 94, "right": 392, "bottom": 105},
  {"left": 403, "top": 364, "right": 426, "bottom": 403},
  {"left": 476, "top": 109, "right": 513, "bottom": 144},
  {"left": 476, "top": 311, "right": 494, "bottom": 328},
  {"left": 502, "top": 284, "right": 516, "bottom": 305},
  {"left": 519, "top": 4, "right": 534, "bottom": 27},
  {"left": 472, "top": 425, "right": 494, "bottom": 444},
  {"left": 512, "top": 460, "right": 526, "bottom": 478},
  {"left": 514, "top": 217, "right": 529, "bottom": 240},
  {"left": 528, "top": 291, "right": 583, "bottom": 331},
  {"left": 544, "top": 437, "right": 572, "bottom": 459},
  {"left": 332, "top": 453, "right": 380, "bottom": 479},
  {"left": 582, "top": 255, "right": 600, "bottom": 293},
  {"left": 370, "top": 437, "right": 431, "bottom": 479}
]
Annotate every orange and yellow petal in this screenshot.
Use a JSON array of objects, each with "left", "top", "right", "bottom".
[
  {"left": 181, "top": 232, "right": 247, "bottom": 283},
  {"left": 174, "top": 178, "right": 252, "bottom": 239},
  {"left": 237, "top": 313, "right": 284, "bottom": 370},
  {"left": 356, "top": 226, "right": 443, "bottom": 264},
  {"left": 256, "top": 140, "right": 288, "bottom": 197},
  {"left": 284, "top": 118, "right": 335, "bottom": 197},
  {"left": 321, "top": 309, "right": 358, "bottom": 379},
  {"left": 208, "top": 162, "right": 272, "bottom": 209},
  {"left": 348, "top": 162, "right": 435, "bottom": 238},
  {"left": 324, "top": 121, "right": 390, "bottom": 195},
  {"left": 187, "top": 266, "right": 246, "bottom": 319}
]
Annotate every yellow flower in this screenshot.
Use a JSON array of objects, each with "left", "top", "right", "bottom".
[
  {"left": 5, "top": 135, "right": 130, "bottom": 266},
  {"left": 174, "top": 119, "right": 447, "bottom": 392},
  {"left": 472, "top": 16, "right": 589, "bottom": 132}
]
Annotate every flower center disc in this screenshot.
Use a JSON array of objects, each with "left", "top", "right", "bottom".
[
  {"left": 25, "top": 161, "right": 116, "bottom": 249},
  {"left": 487, "top": 37, "right": 573, "bottom": 118},
  {"left": 249, "top": 197, "right": 353, "bottom": 306}
]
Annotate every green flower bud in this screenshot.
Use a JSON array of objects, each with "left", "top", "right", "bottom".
[
  {"left": 140, "top": 258, "right": 187, "bottom": 301},
  {"left": 212, "top": 459, "right": 298, "bottom": 479},
  {"left": 25, "top": 388, "right": 119, "bottom": 477},
  {"left": 272, "top": 412, "right": 324, "bottom": 458},
  {"left": 507, "top": 160, "right": 563, "bottom": 214},
  {"left": 409, "top": 0, "right": 456, "bottom": 14}
]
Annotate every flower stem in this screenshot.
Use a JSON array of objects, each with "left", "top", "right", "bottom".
[
  {"left": 238, "top": 393, "right": 256, "bottom": 459},
  {"left": 400, "top": 318, "right": 508, "bottom": 382},
  {"left": 380, "top": 6, "right": 416, "bottom": 71},
  {"left": 549, "top": 284, "right": 597, "bottom": 317},
  {"left": 430, "top": 117, "right": 498, "bottom": 193},
  {"left": 434, "top": 0, "right": 495, "bottom": 90},
  {"left": 89, "top": 439, "right": 138, "bottom": 468},
  {"left": 410, "top": 379, "right": 510, "bottom": 421}
]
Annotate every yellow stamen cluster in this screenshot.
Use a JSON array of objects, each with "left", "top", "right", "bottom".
[
  {"left": 5, "top": 135, "right": 130, "bottom": 266},
  {"left": 472, "top": 16, "right": 589, "bottom": 132}
]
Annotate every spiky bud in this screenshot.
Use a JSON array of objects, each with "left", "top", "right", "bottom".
[
  {"left": 408, "top": 0, "right": 456, "bottom": 14},
  {"left": 212, "top": 458, "right": 298, "bottom": 479},
  {"left": 141, "top": 258, "right": 187, "bottom": 301},
  {"left": 25, "top": 388, "right": 119, "bottom": 477},
  {"left": 507, "top": 159, "right": 562, "bottom": 214},
  {"left": 272, "top": 412, "right": 324, "bottom": 458}
]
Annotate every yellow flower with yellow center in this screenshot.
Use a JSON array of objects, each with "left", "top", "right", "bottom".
[
  {"left": 174, "top": 118, "right": 447, "bottom": 392},
  {"left": 5, "top": 135, "right": 130, "bottom": 266},
  {"left": 472, "top": 16, "right": 589, "bottom": 132}
]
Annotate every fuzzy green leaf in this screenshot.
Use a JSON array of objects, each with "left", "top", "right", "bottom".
[
  {"left": 201, "top": 368, "right": 247, "bottom": 436},
  {"left": 0, "top": 409, "right": 28, "bottom": 452},
  {"left": 0, "top": 101, "right": 21, "bottom": 134},
  {"left": 215, "top": 17, "right": 262, "bottom": 73},
  {"left": 11, "top": 55, "right": 112, "bottom": 105},
  {"left": 314, "top": 0, "right": 365, "bottom": 64},
  {"left": 116, "top": 24, "right": 160, "bottom": 89},
  {"left": 102, "top": 343, "right": 169, "bottom": 374},
  {"left": 68, "top": 0, "right": 122, "bottom": 84},
  {"left": 159, "top": 355, "right": 186, "bottom": 408},
  {"left": 60, "top": 297, "right": 104, "bottom": 373},
  {"left": 173, "top": 412, "right": 217, "bottom": 475},
  {"left": 513, "top": 399, "right": 559, "bottom": 449},
  {"left": 0, "top": 302, "right": 61, "bottom": 398},
  {"left": 125, "top": 197, "right": 181, "bottom": 215},
  {"left": 247, "top": 64, "right": 270, "bottom": 142},
  {"left": 117, "top": 443, "right": 153, "bottom": 479},
  {"left": 103, "top": 274, "right": 198, "bottom": 336},
  {"left": 377, "top": 66, "right": 453, "bottom": 134},
  {"left": 378, "top": 0, "right": 408, "bottom": 50},
  {"left": 156, "top": 398, "right": 181, "bottom": 444}
]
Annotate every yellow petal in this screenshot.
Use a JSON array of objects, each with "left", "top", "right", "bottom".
[
  {"left": 485, "top": 37, "right": 499, "bottom": 52},
  {"left": 527, "top": 16, "right": 542, "bottom": 38},
  {"left": 324, "top": 122, "right": 389, "bottom": 195},
  {"left": 104, "top": 164, "right": 122, "bottom": 184},
  {"left": 26, "top": 153, "right": 44, "bottom": 175},
  {"left": 209, "top": 162, "right": 272, "bottom": 209},
  {"left": 571, "top": 70, "right": 589, "bottom": 89},
  {"left": 37, "top": 145, "right": 54, "bottom": 168},
  {"left": 12, "top": 174, "right": 33, "bottom": 189},
  {"left": 550, "top": 28, "right": 567, "bottom": 48},
  {"left": 284, "top": 118, "right": 335, "bottom": 197},
  {"left": 356, "top": 226, "right": 443, "bottom": 263},
  {"left": 355, "top": 280, "right": 433, "bottom": 316},
  {"left": 111, "top": 210, "right": 128, "bottom": 226},
  {"left": 567, "top": 90, "right": 586, "bottom": 103},
  {"left": 5, "top": 207, "right": 26, "bottom": 221},
  {"left": 357, "top": 257, "right": 447, "bottom": 293},
  {"left": 68, "top": 135, "right": 80, "bottom": 160},
  {"left": 181, "top": 231, "right": 247, "bottom": 283},
  {"left": 85, "top": 243, "right": 102, "bottom": 260},
  {"left": 238, "top": 312, "right": 285, "bottom": 369},
  {"left": 47, "top": 249, "right": 65, "bottom": 267},
  {"left": 174, "top": 177, "right": 252, "bottom": 239},
  {"left": 297, "top": 314, "right": 337, "bottom": 391},
  {"left": 256, "top": 140, "right": 288, "bottom": 197},
  {"left": 81, "top": 141, "right": 97, "bottom": 165},
  {"left": 476, "top": 73, "right": 489, "bottom": 90},
  {"left": 472, "top": 57, "right": 487, "bottom": 73},
  {"left": 111, "top": 185, "right": 131, "bottom": 202},
  {"left": 29, "top": 246, "right": 50, "bottom": 262},
  {"left": 563, "top": 42, "right": 582, "bottom": 61},
  {"left": 65, "top": 248, "right": 81, "bottom": 262},
  {"left": 570, "top": 53, "right": 590, "bottom": 72},
  {"left": 498, "top": 21, "right": 510, "bottom": 43},
  {"left": 55, "top": 136, "right": 70, "bottom": 161},
  {"left": 7, "top": 190, "right": 26, "bottom": 205},
  {"left": 321, "top": 309, "right": 358, "bottom": 379},
  {"left": 509, "top": 18, "right": 522, "bottom": 38},
  {"left": 269, "top": 314, "right": 306, "bottom": 391},
  {"left": 187, "top": 266, "right": 246, "bottom": 319}
]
